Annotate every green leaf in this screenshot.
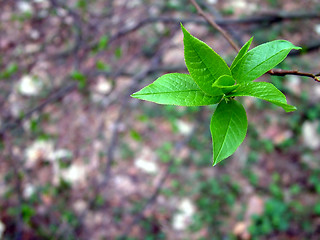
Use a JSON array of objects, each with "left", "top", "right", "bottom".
[
  {"left": 71, "top": 71, "right": 87, "bottom": 89},
  {"left": 97, "top": 35, "right": 109, "bottom": 51},
  {"left": 210, "top": 100, "right": 247, "bottom": 165},
  {"left": 131, "top": 73, "right": 222, "bottom": 106},
  {"left": 230, "top": 37, "right": 253, "bottom": 70},
  {"left": 227, "top": 82, "right": 296, "bottom": 112},
  {"left": 181, "top": 24, "right": 231, "bottom": 96},
  {"left": 212, "top": 75, "right": 239, "bottom": 94},
  {"left": 0, "top": 63, "right": 18, "bottom": 79},
  {"left": 231, "top": 40, "right": 301, "bottom": 83}
]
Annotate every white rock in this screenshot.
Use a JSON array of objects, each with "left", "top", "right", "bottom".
[
  {"left": 61, "top": 163, "right": 88, "bottom": 185},
  {"left": 57, "top": 8, "right": 67, "bottom": 17},
  {"left": 313, "top": 85, "right": 320, "bottom": 99},
  {"left": 172, "top": 198, "right": 195, "bottom": 230},
  {"left": 25, "top": 43, "right": 41, "bottom": 54},
  {"left": 229, "top": 0, "right": 257, "bottom": 12},
  {"left": 95, "top": 77, "right": 112, "bottom": 94},
  {"left": 24, "top": 140, "right": 54, "bottom": 168},
  {"left": 17, "top": 1, "right": 33, "bottom": 13},
  {"left": 314, "top": 24, "right": 320, "bottom": 35},
  {"left": 113, "top": 175, "right": 136, "bottom": 195},
  {"left": 73, "top": 200, "right": 88, "bottom": 214},
  {"left": 23, "top": 183, "right": 36, "bottom": 199},
  {"left": 127, "top": 0, "right": 141, "bottom": 8},
  {"left": 302, "top": 121, "right": 320, "bottom": 149},
  {"left": 18, "top": 75, "right": 43, "bottom": 96},
  {"left": 176, "top": 120, "right": 193, "bottom": 136},
  {"left": 48, "top": 149, "right": 73, "bottom": 162},
  {"left": 134, "top": 158, "right": 158, "bottom": 174},
  {"left": 134, "top": 148, "right": 158, "bottom": 174},
  {"left": 207, "top": 0, "right": 217, "bottom": 4},
  {"left": 30, "top": 29, "right": 40, "bottom": 40},
  {"left": 0, "top": 220, "right": 5, "bottom": 239}
]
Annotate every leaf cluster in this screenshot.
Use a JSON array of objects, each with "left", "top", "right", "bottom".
[{"left": 132, "top": 24, "right": 300, "bottom": 165}]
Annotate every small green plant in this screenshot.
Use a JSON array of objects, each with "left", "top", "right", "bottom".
[{"left": 131, "top": 24, "right": 300, "bottom": 165}]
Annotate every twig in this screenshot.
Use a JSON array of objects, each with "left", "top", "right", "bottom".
[
  {"left": 268, "top": 69, "right": 320, "bottom": 82},
  {"left": 0, "top": 82, "right": 76, "bottom": 138},
  {"left": 198, "top": 0, "right": 244, "bottom": 46},
  {"left": 190, "top": 0, "right": 240, "bottom": 51}
]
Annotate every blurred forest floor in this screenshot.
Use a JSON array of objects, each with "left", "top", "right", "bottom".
[{"left": 1, "top": 0, "right": 320, "bottom": 239}]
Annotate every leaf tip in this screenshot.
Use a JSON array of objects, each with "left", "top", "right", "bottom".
[
  {"left": 180, "top": 23, "right": 189, "bottom": 36},
  {"left": 130, "top": 92, "right": 138, "bottom": 98},
  {"left": 285, "top": 105, "right": 297, "bottom": 112},
  {"left": 212, "top": 160, "right": 218, "bottom": 167}
]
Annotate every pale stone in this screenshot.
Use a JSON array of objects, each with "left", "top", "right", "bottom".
[
  {"left": 61, "top": 163, "right": 88, "bottom": 184},
  {"left": 172, "top": 198, "right": 196, "bottom": 230},
  {"left": 134, "top": 148, "right": 158, "bottom": 174},
  {"left": 233, "top": 221, "right": 250, "bottom": 240},
  {"left": 95, "top": 77, "right": 112, "bottom": 94},
  {"left": 23, "top": 183, "right": 36, "bottom": 199},
  {"left": 245, "top": 195, "right": 264, "bottom": 219},
  {"left": 314, "top": 24, "right": 320, "bottom": 35},
  {"left": 73, "top": 200, "right": 88, "bottom": 214},
  {"left": 18, "top": 75, "right": 43, "bottom": 96},
  {"left": 24, "top": 140, "right": 54, "bottom": 168},
  {"left": 17, "top": 1, "right": 33, "bottom": 13},
  {"left": 48, "top": 149, "right": 73, "bottom": 162},
  {"left": 134, "top": 158, "right": 158, "bottom": 174},
  {"left": 30, "top": 29, "right": 40, "bottom": 40},
  {"left": 0, "top": 220, "right": 5, "bottom": 239},
  {"left": 113, "top": 175, "right": 137, "bottom": 195},
  {"left": 176, "top": 120, "right": 194, "bottom": 136},
  {"left": 302, "top": 121, "right": 320, "bottom": 149}
]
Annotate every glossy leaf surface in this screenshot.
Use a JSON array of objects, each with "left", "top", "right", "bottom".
[
  {"left": 210, "top": 100, "right": 247, "bottom": 165},
  {"left": 227, "top": 82, "right": 296, "bottom": 112},
  {"left": 232, "top": 40, "right": 301, "bottom": 83},
  {"left": 131, "top": 73, "right": 222, "bottom": 106},
  {"left": 181, "top": 24, "right": 231, "bottom": 96},
  {"left": 230, "top": 37, "right": 253, "bottom": 70}
]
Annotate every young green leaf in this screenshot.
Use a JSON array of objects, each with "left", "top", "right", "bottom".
[
  {"left": 210, "top": 100, "right": 247, "bottom": 165},
  {"left": 212, "top": 75, "right": 239, "bottom": 94},
  {"left": 230, "top": 37, "right": 253, "bottom": 70},
  {"left": 226, "top": 82, "right": 296, "bottom": 112},
  {"left": 181, "top": 24, "right": 232, "bottom": 96},
  {"left": 231, "top": 40, "right": 301, "bottom": 83},
  {"left": 131, "top": 73, "right": 222, "bottom": 106}
]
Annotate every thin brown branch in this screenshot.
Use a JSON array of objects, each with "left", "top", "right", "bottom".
[
  {"left": 190, "top": 0, "right": 240, "bottom": 52},
  {"left": 268, "top": 69, "right": 320, "bottom": 82}
]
